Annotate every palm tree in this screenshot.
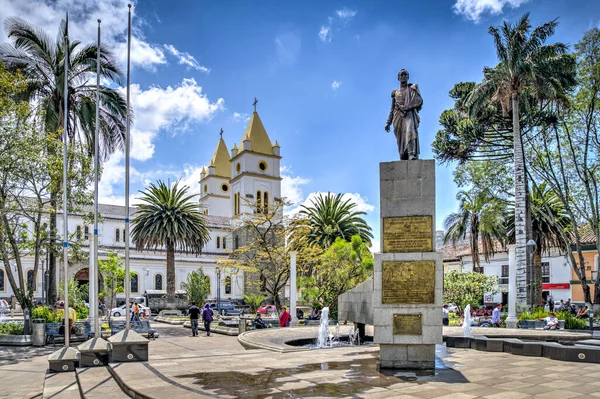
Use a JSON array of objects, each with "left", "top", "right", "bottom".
[
  {"left": 468, "top": 13, "right": 576, "bottom": 308},
  {"left": 131, "top": 181, "right": 211, "bottom": 302},
  {"left": 443, "top": 190, "right": 505, "bottom": 268},
  {"left": 506, "top": 182, "right": 570, "bottom": 306},
  {"left": 298, "top": 193, "right": 373, "bottom": 248},
  {"left": 0, "top": 17, "right": 128, "bottom": 305}
]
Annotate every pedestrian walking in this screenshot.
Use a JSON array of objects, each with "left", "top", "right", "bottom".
[
  {"left": 202, "top": 303, "right": 214, "bottom": 336},
  {"left": 442, "top": 305, "right": 449, "bottom": 326},
  {"left": 188, "top": 302, "right": 201, "bottom": 337},
  {"left": 492, "top": 303, "right": 503, "bottom": 327},
  {"left": 131, "top": 302, "right": 140, "bottom": 324},
  {"left": 279, "top": 306, "right": 291, "bottom": 328},
  {"left": 547, "top": 294, "right": 554, "bottom": 312}
]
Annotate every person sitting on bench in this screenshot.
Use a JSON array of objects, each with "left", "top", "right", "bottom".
[
  {"left": 254, "top": 313, "right": 268, "bottom": 329},
  {"left": 544, "top": 312, "right": 560, "bottom": 330}
]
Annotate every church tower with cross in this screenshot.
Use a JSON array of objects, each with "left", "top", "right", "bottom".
[
  {"left": 199, "top": 98, "right": 281, "bottom": 221},
  {"left": 229, "top": 98, "right": 282, "bottom": 219},
  {"left": 199, "top": 129, "right": 232, "bottom": 218}
]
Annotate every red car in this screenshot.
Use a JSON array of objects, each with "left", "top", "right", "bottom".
[{"left": 257, "top": 305, "right": 277, "bottom": 315}]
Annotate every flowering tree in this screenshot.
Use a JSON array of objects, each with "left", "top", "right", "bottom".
[{"left": 443, "top": 270, "right": 502, "bottom": 314}]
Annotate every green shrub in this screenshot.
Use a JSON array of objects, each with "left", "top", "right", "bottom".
[
  {"left": 0, "top": 322, "right": 25, "bottom": 335},
  {"left": 519, "top": 308, "right": 548, "bottom": 321},
  {"left": 30, "top": 306, "right": 63, "bottom": 322},
  {"left": 74, "top": 303, "right": 88, "bottom": 320}
]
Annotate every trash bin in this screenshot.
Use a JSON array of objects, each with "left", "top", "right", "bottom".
[
  {"left": 238, "top": 317, "right": 248, "bottom": 334},
  {"left": 32, "top": 318, "right": 45, "bottom": 347}
]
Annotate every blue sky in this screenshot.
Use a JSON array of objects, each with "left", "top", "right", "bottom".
[{"left": 1, "top": 0, "right": 599, "bottom": 251}]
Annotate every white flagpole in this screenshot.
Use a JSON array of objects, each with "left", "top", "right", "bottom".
[
  {"left": 92, "top": 19, "right": 101, "bottom": 337},
  {"left": 62, "top": 13, "right": 70, "bottom": 348},
  {"left": 125, "top": 3, "right": 132, "bottom": 330}
]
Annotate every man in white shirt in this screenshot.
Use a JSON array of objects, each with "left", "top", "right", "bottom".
[
  {"left": 442, "top": 305, "right": 449, "bottom": 326},
  {"left": 544, "top": 313, "right": 560, "bottom": 330}
]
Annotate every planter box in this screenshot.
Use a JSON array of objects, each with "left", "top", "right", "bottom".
[{"left": 0, "top": 334, "right": 32, "bottom": 346}]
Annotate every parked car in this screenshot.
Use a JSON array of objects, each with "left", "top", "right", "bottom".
[
  {"left": 257, "top": 305, "right": 277, "bottom": 314},
  {"left": 445, "top": 303, "right": 457, "bottom": 313},
  {"left": 111, "top": 304, "right": 150, "bottom": 318}
]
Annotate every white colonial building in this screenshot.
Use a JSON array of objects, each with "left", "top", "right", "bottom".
[{"left": 0, "top": 110, "right": 281, "bottom": 304}]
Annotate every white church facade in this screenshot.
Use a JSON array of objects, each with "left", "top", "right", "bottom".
[{"left": 0, "top": 110, "right": 281, "bottom": 305}]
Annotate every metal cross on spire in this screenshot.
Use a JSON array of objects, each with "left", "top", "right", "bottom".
[
  {"left": 253, "top": 97, "right": 258, "bottom": 112},
  {"left": 219, "top": 127, "right": 224, "bottom": 139}
]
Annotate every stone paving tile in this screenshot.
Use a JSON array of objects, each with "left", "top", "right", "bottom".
[
  {"left": 434, "top": 392, "right": 478, "bottom": 399},
  {"left": 483, "top": 392, "right": 531, "bottom": 399}
]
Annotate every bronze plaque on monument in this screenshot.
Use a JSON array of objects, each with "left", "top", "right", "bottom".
[
  {"left": 382, "top": 261, "right": 435, "bottom": 304},
  {"left": 383, "top": 216, "right": 433, "bottom": 253},
  {"left": 393, "top": 314, "right": 422, "bottom": 335}
]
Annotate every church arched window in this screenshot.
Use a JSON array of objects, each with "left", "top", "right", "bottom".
[
  {"left": 0, "top": 268, "right": 5, "bottom": 292},
  {"left": 222, "top": 237, "right": 227, "bottom": 249},
  {"left": 76, "top": 225, "right": 82, "bottom": 240},
  {"left": 234, "top": 235, "right": 239, "bottom": 249},
  {"left": 27, "top": 269, "right": 36, "bottom": 291},
  {"left": 256, "top": 190, "right": 262, "bottom": 213},
  {"left": 115, "top": 228, "right": 121, "bottom": 243},
  {"left": 217, "top": 236, "right": 221, "bottom": 249},
  {"left": 84, "top": 226, "right": 89, "bottom": 240},
  {"left": 263, "top": 192, "right": 269, "bottom": 214},
  {"left": 131, "top": 273, "right": 139, "bottom": 293},
  {"left": 225, "top": 276, "right": 232, "bottom": 295},
  {"left": 154, "top": 273, "right": 163, "bottom": 290}
]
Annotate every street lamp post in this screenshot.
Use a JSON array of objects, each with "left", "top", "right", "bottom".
[
  {"left": 527, "top": 239, "right": 537, "bottom": 309},
  {"left": 216, "top": 267, "right": 221, "bottom": 316}
]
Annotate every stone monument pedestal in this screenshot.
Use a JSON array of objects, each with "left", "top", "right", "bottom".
[
  {"left": 338, "top": 160, "right": 442, "bottom": 369},
  {"left": 78, "top": 337, "right": 110, "bottom": 367},
  {"left": 48, "top": 347, "right": 79, "bottom": 373},
  {"left": 107, "top": 329, "right": 149, "bottom": 362}
]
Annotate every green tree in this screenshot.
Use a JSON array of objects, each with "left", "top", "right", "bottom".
[
  {"left": 443, "top": 270, "right": 502, "bottom": 314},
  {"left": 131, "top": 181, "right": 210, "bottom": 303},
  {"left": 243, "top": 294, "right": 266, "bottom": 314},
  {"left": 180, "top": 269, "right": 211, "bottom": 307},
  {"left": 299, "top": 236, "right": 373, "bottom": 319},
  {"left": 443, "top": 190, "right": 505, "bottom": 267},
  {"left": 0, "top": 17, "right": 129, "bottom": 305},
  {"left": 528, "top": 28, "right": 600, "bottom": 306},
  {"left": 99, "top": 252, "right": 125, "bottom": 310},
  {"left": 297, "top": 193, "right": 373, "bottom": 248}
]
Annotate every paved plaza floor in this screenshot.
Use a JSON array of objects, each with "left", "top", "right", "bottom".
[{"left": 2, "top": 322, "right": 600, "bottom": 398}]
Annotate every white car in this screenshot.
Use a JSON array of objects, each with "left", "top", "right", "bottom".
[
  {"left": 111, "top": 304, "right": 150, "bottom": 318},
  {"left": 445, "top": 303, "right": 458, "bottom": 313}
]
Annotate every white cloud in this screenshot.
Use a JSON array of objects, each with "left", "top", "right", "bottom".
[
  {"left": 164, "top": 44, "right": 209, "bottom": 73},
  {"left": 275, "top": 31, "right": 301, "bottom": 65},
  {"left": 318, "top": 26, "right": 332, "bottom": 42},
  {"left": 453, "top": 0, "right": 529, "bottom": 22},
  {"left": 336, "top": 8, "right": 357, "bottom": 24},
  {"left": 370, "top": 240, "right": 380, "bottom": 254},
  {"left": 281, "top": 166, "right": 310, "bottom": 207},
  {"left": 0, "top": 0, "right": 168, "bottom": 71},
  {"left": 287, "top": 192, "right": 374, "bottom": 217},
  {"left": 331, "top": 80, "right": 341, "bottom": 91},
  {"left": 232, "top": 112, "right": 250, "bottom": 123},
  {"left": 319, "top": 8, "right": 357, "bottom": 42}
]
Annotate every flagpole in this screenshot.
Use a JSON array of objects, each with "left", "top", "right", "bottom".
[
  {"left": 62, "top": 13, "right": 70, "bottom": 348},
  {"left": 125, "top": 3, "right": 132, "bottom": 330},
  {"left": 92, "top": 19, "right": 101, "bottom": 337}
]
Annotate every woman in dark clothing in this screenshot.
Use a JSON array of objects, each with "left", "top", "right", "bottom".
[{"left": 202, "top": 303, "right": 214, "bottom": 336}]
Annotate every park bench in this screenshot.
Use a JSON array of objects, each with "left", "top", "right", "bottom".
[
  {"left": 519, "top": 319, "right": 566, "bottom": 330},
  {"left": 110, "top": 319, "right": 157, "bottom": 339},
  {"left": 158, "top": 310, "right": 181, "bottom": 317},
  {"left": 46, "top": 320, "right": 93, "bottom": 346}
]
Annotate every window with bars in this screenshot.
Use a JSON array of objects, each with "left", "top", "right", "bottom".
[
  {"left": 76, "top": 225, "right": 82, "bottom": 240},
  {"left": 542, "top": 262, "right": 550, "bottom": 283},
  {"left": 84, "top": 226, "right": 89, "bottom": 240},
  {"left": 217, "top": 237, "right": 221, "bottom": 249},
  {"left": 155, "top": 274, "right": 163, "bottom": 290},
  {"left": 474, "top": 266, "right": 484, "bottom": 274},
  {"left": 499, "top": 264, "right": 509, "bottom": 284}
]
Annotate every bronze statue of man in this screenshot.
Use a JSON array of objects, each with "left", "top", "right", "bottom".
[{"left": 384, "top": 69, "right": 423, "bottom": 160}]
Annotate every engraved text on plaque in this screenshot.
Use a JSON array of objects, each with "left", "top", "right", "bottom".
[
  {"left": 393, "top": 314, "right": 422, "bottom": 335},
  {"left": 383, "top": 216, "right": 433, "bottom": 253},
  {"left": 382, "top": 261, "right": 435, "bottom": 304}
]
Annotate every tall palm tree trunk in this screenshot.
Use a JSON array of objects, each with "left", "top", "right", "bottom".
[
  {"left": 533, "top": 251, "right": 543, "bottom": 307},
  {"left": 166, "top": 241, "right": 175, "bottom": 306},
  {"left": 47, "top": 185, "right": 58, "bottom": 306},
  {"left": 512, "top": 93, "right": 529, "bottom": 311}
]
